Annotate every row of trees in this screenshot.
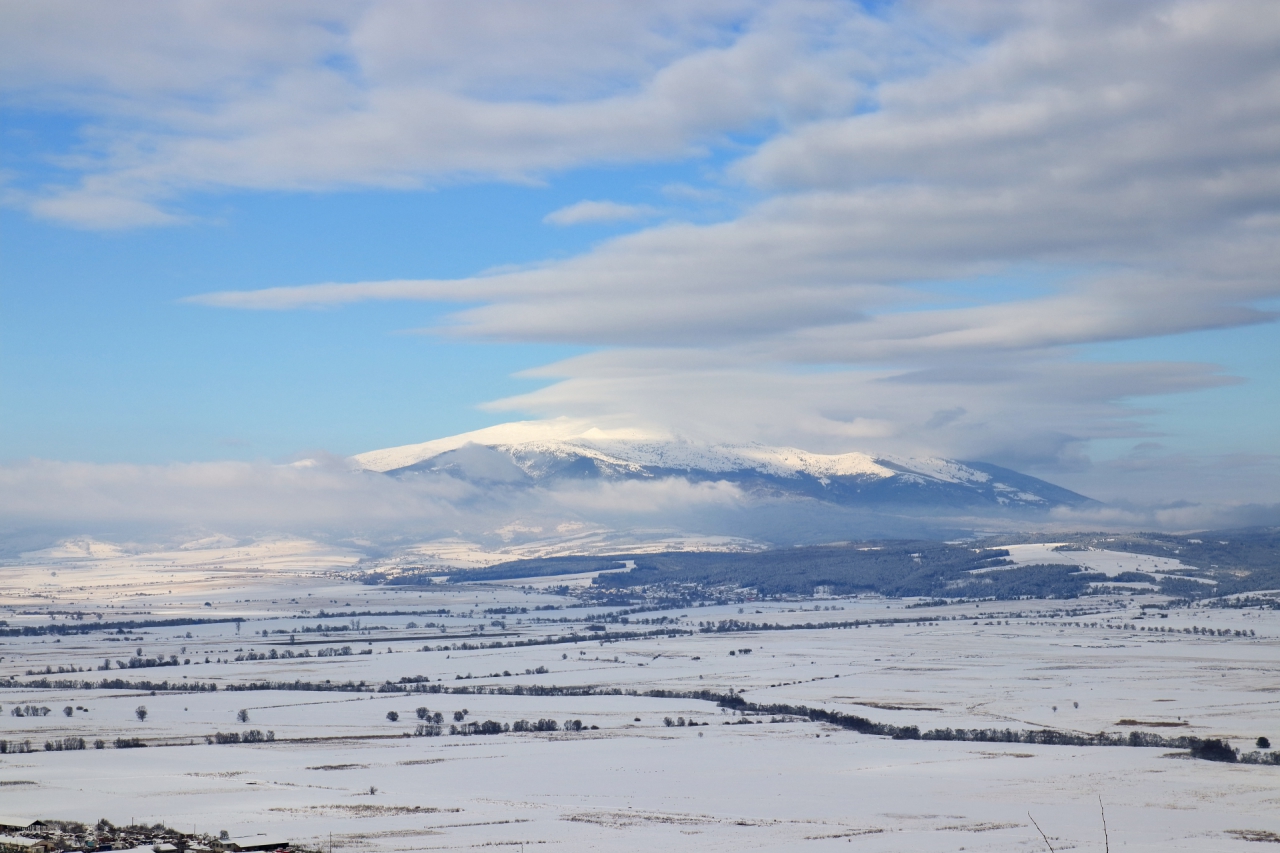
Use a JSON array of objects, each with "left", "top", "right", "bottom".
[
  {"left": 207, "top": 729, "right": 275, "bottom": 744},
  {"left": 413, "top": 718, "right": 591, "bottom": 737}
]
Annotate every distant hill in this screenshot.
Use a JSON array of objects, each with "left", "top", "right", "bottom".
[{"left": 352, "top": 420, "right": 1092, "bottom": 513}]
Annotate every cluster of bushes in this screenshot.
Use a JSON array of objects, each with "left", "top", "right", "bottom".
[
  {"left": 226, "top": 678, "right": 369, "bottom": 693},
  {"left": 407, "top": 626, "right": 692, "bottom": 655},
  {"left": 508, "top": 718, "right": 588, "bottom": 733},
  {"left": 235, "top": 648, "right": 321, "bottom": 661},
  {"left": 1152, "top": 625, "right": 1255, "bottom": 637},
  {"left": 1190, "top": 739, "right": 1238, "bottom": 762},
  {"left": 297, "top": 619, "right": 390, "bottom": 633},
  {"left": 316, "top": 646, "right": 353, "bottom": 657},
  {"left": 207, "top": 729, "right": 275, "bottom": 744},
  {"left": 700, "top": 616, "right": 933, "bottom": 634},
  {"left": 714, "top": 692, "right": 1275, "bottom": 765},
  {"left": 24, "top": 664, "right": 85, "bottom": 675},
  {"left": 106, "top": 655, "right": 182, "bottom": 670},
  {"left": 453, "top": 666, "right": 549, "bottom": 680},
  {"left": 9, "top": 677, "right": 217, "bottom": 692},
  {"left": 1211, "top": 595, "right": 1280, "bottom": 610},
  {"left": 452, "top": 720, "right": 506, "bottom": 735},
  {"left": 663, "top": 717, "right": 705, "bottom": 727},
  {"left": 5, "top": 736, "right": 143, "bottom": 751},
  {"left": 1188, "top": 738, "right": 1280, "bottom": 764},
  {"left": 10, "top": 704, "right": 52, "bottom": 716},
  {"left": 0, "top": 615, "right": 234, "bottom": 638},
  {"left": 44, "top": 736, "right": 86, "bottom": 751}
]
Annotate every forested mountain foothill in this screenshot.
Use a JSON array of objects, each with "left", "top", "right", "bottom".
[{"left": 388, "top": 527, "right": 1280, "bottom": 603}]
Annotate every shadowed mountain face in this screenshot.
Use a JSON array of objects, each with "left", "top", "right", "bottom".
[{"left": 353, "top": 424, "right": 1092, "bottom": 514}]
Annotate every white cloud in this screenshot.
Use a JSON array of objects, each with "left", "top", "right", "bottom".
[
  {"left": 1, "top": 0, "right": 867, "bottom": 227},
  {"left": 543, "top": 200, "right": 658, "bottom": 226},
  {"left": 475, "top": 351, "right": 1239, "bottom": 473},
  {"left": 0, "top": 456, "right": 748, "bottom": 547},
  {"left": 1, "top": 454, "right": 1272, "bottom": 551},
  {"left": 176, "top": 1, "right": 1280, "bottom": 502}
]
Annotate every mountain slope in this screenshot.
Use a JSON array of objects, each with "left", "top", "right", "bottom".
[{"left": 352, "top": 421, "right": 1092, "bottom": 512}]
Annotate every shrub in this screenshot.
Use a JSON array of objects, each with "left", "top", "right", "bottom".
[
  {"left": 236, "top": 709, "right": 249, "bottom": 723},
  {"left": 114, "top": 737, "right": 146, "bottom": 748},
  {"left": 1258, "top": 736, "right": 1272, "bottom": 749},
  {"left": 513, "top": 718, "right": 559, "bottom": 732},
  {"left": 1190, "top": 739, "right": 1237, "bottom": 762},
  {"left": 45, "top": 737, "right": 86, "bottom": 751},
  {"left": 386, "top": 711, "right": 399, "bottom": 722}
]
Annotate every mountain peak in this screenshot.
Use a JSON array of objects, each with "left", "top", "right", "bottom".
[{"left": 352, "top": 421, "right": 1092, "bottom": 512}]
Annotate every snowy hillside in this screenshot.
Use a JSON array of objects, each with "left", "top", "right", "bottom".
[{"left": 352, "top": 421, "right": 1090, "bottom": 511}]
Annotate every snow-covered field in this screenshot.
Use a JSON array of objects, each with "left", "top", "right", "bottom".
[
  {"left": 999, "top": 543, "right": 1200, "bottom": 578},
  {"left": 1, "top": 540, "right": 1277, "bottom": 851}
]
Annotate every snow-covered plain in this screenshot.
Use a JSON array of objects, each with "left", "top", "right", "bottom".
[
  {"left": 1, "top": 540, "right": 1277, "bottom": 851},
  {"left": 1000, "top": 544, "right": 1199, "bottom": 578},
  {"left": 989, "top": 544, "right": 1217, "bottom": 590}
]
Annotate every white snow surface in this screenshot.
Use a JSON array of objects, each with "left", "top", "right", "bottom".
[
  {"left": 998, "top": 544, "right": 1210, "bottom": 580},
  {"left": 1, "top": 540, "right": 1277, "bottom": 851}
]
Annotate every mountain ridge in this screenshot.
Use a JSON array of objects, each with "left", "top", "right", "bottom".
[{"left": 351, "top": 421, "right": 1092, "bottom": 512}]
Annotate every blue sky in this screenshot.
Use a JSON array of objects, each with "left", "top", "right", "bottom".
[
  {"left": 1, "top": 0, "right": 1278, "bottom": 528},
  {"left": 0, "top": 169, "right": 689, "bottom": 462}
]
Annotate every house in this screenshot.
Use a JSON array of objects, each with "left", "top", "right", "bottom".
[
  {"left": 0, "top": 823, "right": 42, "bottom": 835},
  {"left": 153, "top": 844, "right": 179, "bottom": 853},
  {"left": 0, "top": 836, "right": 55, "bottom": 853}
]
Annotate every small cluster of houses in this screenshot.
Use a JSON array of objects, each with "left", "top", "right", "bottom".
[{"left": 0, "top": 819, "right": 288, "bottom": 853}]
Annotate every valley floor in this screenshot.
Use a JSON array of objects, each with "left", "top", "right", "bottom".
[{"left": 0, "top": 541, "right": 1277, "bottom": 852}]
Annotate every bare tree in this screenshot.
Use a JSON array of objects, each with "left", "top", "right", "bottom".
[
  {"left": 134, "top": 706, "right": 147, "bottom": 722},
  {"left": 236, "top": 709, "right": 249, "bottom": 723}
]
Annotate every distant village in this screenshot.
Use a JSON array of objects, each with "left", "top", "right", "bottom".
[{"left": 0, "top": 819, "right": 288, "bottom": 853}]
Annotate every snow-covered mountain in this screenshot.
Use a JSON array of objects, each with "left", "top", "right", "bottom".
[{"left": 352, "top": 421, "right": 1090, "bottom": 512}]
